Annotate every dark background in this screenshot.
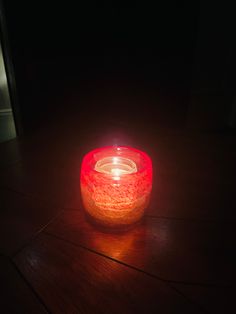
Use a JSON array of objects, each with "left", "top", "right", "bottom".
[{"left": 2, "top": 1, "right": 235, "bottom": 133}]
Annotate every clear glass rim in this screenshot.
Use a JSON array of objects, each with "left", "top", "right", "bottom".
[{"left": 81, "top": 145, "right": 152, "bottom": 178}]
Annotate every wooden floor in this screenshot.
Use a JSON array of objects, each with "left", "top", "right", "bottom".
[{"left": 0, "top": 120, "right": 235, "bottom": 313}]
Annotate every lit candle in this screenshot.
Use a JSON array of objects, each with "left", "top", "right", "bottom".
[
  {"left": 80, "top": 146, "right": 152, "bottom": 229},
  {"left": 94, "top": 156, "right": 137, "bottom": 180}
]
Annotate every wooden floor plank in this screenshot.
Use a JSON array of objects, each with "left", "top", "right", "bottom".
[
  {"left": 172, "top": 283, "right": 236, "bottom": 314},
  {"left": 45, "top": 209, "right": 235, "bottom": 285},
  {"left": 14, "top": 233, "right": 201, "bottom": 314},
  {"left": 0, "top": 189, "right": 60, "bottom": 256},
  {"left": 0, "top": 256, "right": 47, "bottom": 313}
]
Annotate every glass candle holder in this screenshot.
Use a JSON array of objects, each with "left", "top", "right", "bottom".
[{"left": 80, "top": 146, "right": 152, "bottom": 229}]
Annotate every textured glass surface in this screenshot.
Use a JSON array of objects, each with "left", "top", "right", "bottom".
[{"left": 81, "top": 146, "right": 152, "bottom": 229}]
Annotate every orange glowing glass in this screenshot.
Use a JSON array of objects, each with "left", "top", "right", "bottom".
[{"left": 80, "top": 146, "right": 152, "bottom": 229}]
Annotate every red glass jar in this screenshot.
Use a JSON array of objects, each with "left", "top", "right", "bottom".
[{"left": 80, "top": 146, "right": 152, "bottom": 229}]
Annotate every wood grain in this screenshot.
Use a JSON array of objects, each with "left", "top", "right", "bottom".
[
  {"left": 0, "top": 189, "right": 60, "bottom": 256},
  {"left": 0, "top": 256, "right": 47, "bottom": 313},
  {"left": 1, "top": 127, "right": 235, "bottom": 313},
  {"left": 14, "top": 233, "right": 201, "bottom": 314},
  {"left": 46, "top": 209, "right": 235, "bottom": 285},
  {"left": 172, "top": 283, "right": 236, "bottom": 314}
]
